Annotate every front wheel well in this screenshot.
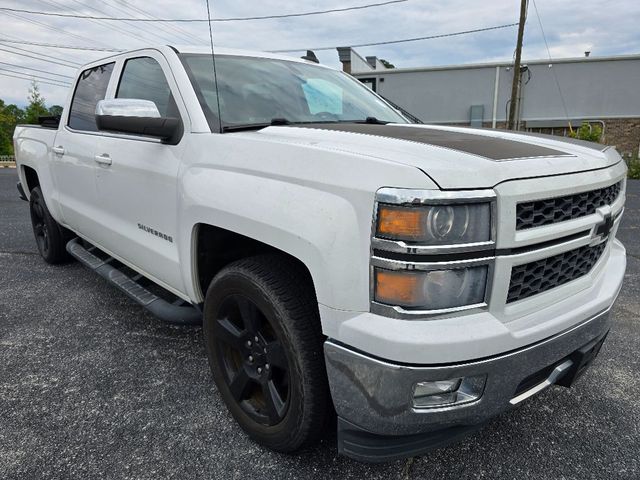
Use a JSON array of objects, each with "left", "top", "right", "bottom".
[{"left": 195, "top": 223, "right": 316, "bottom": 303}]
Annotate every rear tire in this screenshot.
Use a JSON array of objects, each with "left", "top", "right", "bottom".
[
  {"left": 29, "top": 186, "right": 72, "bottom": 264},
  {"left": 203, "top": 254, "right": 331, "bottom": 453}
]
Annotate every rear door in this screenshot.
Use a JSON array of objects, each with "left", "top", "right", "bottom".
[
  {"left": 52, "top": 62, "right": 115, "bottom": 237},
  {"left": 92, "top": 52, "right": 188, "bottom": 295}
]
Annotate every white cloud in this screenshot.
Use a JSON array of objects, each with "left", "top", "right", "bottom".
[{"left": 0, "top": 0, "right": 638, "bottom": 106}]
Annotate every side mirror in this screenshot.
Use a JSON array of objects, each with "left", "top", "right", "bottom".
[{"left": 95, "top": 99, "right": 181, "bottom": 143}]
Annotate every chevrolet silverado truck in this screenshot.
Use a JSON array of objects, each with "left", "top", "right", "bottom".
[{"left": 14, "top": 46, "right": 627, "bottom": 463}]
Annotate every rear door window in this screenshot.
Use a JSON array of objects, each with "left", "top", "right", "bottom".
[{"left": 68, "top": 62, "right": 115, "bottom": 132}]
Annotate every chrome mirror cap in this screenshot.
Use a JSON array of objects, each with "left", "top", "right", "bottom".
[{"left": 95, "top": 99, "right": 160, "bottom": 118}]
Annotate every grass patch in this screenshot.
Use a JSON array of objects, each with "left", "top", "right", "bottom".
[{"left": 628, "top": 157, "right": 640, "bottom": 179}]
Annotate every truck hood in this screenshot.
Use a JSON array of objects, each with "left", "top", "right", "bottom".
[{"left": 251, "top": 123, "right": 621, "bottom": 189}]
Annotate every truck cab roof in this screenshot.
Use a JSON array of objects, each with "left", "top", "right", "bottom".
[{"left": 79, "top": 45, "right": 332, "bottom": 72}]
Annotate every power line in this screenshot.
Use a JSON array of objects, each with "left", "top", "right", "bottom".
[
  {"left": 0, "top": 23, "right": 520, "bottom": 59},
  {"left": 0, "top": 38, "right": 121, "bottom": 52},
  {"left": 530, "top": 0, "right": 572, "bottom": 131},
  {"left": 0, "top": 42, "right": 80, "bottom": 66},
  {"left": 0, "top": 60, "right": 74, "bottom": 79},
  {"left": 103, "top": 0, "right": 198, "bottom": 44},
  {"left": 0, "top": 44, "right": 80, "bottom": 68},
  {"left": 35, "top": 0, "right": 157, "bottom": 48},
  {"left": 108, "top": 0, "right": 206, "bottom": 44},
  {"left": 271, "top": 23, "right": 520, "bottom": 52},
  {"left": 0, "top": 65, "right": 72, "bottom": 85},
  {"left": 1, "top": 10, "right": 111, "bottom": 49},
  {"left": 0, "top": 1, "right": 408, "bottom": 22},
  {"left": 0, "top": 70, "right": 70, "bottom": 88},
  {"left": 59, "top": 0, "right": 176, "bottom": 46}
]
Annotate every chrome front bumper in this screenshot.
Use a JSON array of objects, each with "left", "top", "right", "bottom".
[{"left": 325, "top": 306, "right": 613, "bottom": 462}]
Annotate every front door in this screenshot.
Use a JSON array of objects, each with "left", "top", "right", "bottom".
[{"left": 92, "top": 53, "right": 187, "bottom": 295}]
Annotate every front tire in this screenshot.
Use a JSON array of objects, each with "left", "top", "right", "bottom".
[
  {"left": 203, "top": 255, "right": 331, "bottom": 453},
  {"left": 29, "top": 186, "right": 71, "bottom": 264}
]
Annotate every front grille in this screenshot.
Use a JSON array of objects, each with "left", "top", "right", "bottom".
[
  {"left": 516, "top": 181, "right": 622, "bottom": 230},
  {"left": 507, "top": 242, "right": 607, "bottom": 303}
]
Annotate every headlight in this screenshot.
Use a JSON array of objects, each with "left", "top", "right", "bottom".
[
  {"left": 372, "top": 189, "right": 495, "bottom": 316},
  {"left": 374, "top": 266, "right": 488, "bottom": 310},
  {"left": 376, "top": 203, "right": 491, "bottom": 245}
]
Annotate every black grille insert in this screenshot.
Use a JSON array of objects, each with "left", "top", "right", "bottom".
[
  {"left": 516, "top": 182, "right": 622, "bottom": 230},
  {"left": 507, "top": 242, "right": 607, "bottom": 303}
]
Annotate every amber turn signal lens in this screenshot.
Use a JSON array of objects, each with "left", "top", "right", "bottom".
[
  {"left": 374, "top": 266, "right": 488, "bottom": 310},
  {"left": 375, "top": 270, "right": 422, "bottom": 306},
  {"left": 377, "top": 206, "right": 425, "bottom": 240}
]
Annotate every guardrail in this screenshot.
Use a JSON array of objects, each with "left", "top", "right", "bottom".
[{"left": 0, "top": 156, "right": 16, "bottom": 168}]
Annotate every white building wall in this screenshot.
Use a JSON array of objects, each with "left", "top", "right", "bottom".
[{"left": 353, "top": 55, "right": 640, "bottom": 125}]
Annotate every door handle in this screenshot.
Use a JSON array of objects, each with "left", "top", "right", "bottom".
[
  {"left": 52, "top": 146, "right": 65, "bottom": 155},
  {"left": 94, "top": 154, "right": 112, "bottom": 166}
]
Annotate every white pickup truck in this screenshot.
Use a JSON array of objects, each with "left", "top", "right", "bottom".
[{"left": 14, "top": 46, "right": 627, "bottom": 462}]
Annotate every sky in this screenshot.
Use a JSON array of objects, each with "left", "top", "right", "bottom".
[{"left": 1, "top": 0, "right": 639, "bottom": 107}]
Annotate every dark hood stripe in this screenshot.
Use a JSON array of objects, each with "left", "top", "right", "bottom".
[{"left": 289, "top": 124, "right": 571, "bottom": 161}]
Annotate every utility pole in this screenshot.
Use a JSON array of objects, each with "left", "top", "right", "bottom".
[{"left": 508, "top": 0, "right": 528, "bottom": 130}]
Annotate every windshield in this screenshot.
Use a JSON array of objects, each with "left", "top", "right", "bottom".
[{"left": 179, "top": 54, "right": 407, "bottom": 131}]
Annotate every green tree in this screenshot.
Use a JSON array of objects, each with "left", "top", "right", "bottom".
[
  {"left": 569, "top": 121, "right": 602, "bottom": 143},
  {"left": 0, "top": 100, "right": 25, "bottom": 156},
  {"left": 48, "top": 105, "right": 63, "bottom": 117},
  {"left": 24, "top": 81, "right": 49, "bottom": 124},
  {"left": 0, "top": 100, "right": 11, "bottom": 155},
  {"left": 4, "top": 103, "right": 25, "bottom": 124}
]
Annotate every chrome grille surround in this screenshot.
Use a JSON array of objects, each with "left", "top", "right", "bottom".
[{"left": 492, "top": 164, "right": 626, "bottom": 319}]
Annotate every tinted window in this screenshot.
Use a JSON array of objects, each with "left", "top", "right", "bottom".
[
  {"left": 117, "top": 57, "right": 178, "bottom": 117},
  {"left": 179, "top": 54, "right": 406, "bottom": 131},
  {"left": 68, "top": 63, "right": 115, "bottom": 131}
]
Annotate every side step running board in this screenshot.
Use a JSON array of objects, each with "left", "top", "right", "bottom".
[{"left": 66, "top": 238, "right": 201, "bottom": 325}]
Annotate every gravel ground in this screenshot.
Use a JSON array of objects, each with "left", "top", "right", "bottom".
[{"left": 1, "top": 169, "right": 639, "bottom": 480}]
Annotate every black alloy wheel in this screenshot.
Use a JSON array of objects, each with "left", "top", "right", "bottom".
[
  {"left": 212, "top": 293, "right": 290, "bottom": 425},
  {"left": 29, "top": 186, "right": 71, "bottom": 264},
  {"left": 31, "top": 193, "right": 50, "bottom": 257},
  {"left": 203, "top": 255, "right": 331, "bottom": 453}
]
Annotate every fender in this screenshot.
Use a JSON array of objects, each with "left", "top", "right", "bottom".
[
  {"left": 13, "top": 126, "right": 65, "bottom": 222},
  {"left": 175, "top": 133, "right": 437, "bottom": 335},
  {"left": 180, "top": 166, "right": 365, "bottom": 310}
]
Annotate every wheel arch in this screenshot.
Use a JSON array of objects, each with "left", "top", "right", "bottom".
[
  {"left": 192, "top": 223, "right": 319, "bottom": 309},
  {"left": 22, "top": 164, "right": 40, "bottom": 195}
]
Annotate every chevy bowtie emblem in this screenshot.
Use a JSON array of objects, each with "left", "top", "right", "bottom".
[{"left": 591, "top": 213, "right": 614, "bottom": 245}]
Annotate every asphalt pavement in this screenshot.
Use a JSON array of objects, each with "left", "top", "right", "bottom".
[{"left": 1, "top": 168, "right": 639, "bottom": 479}]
